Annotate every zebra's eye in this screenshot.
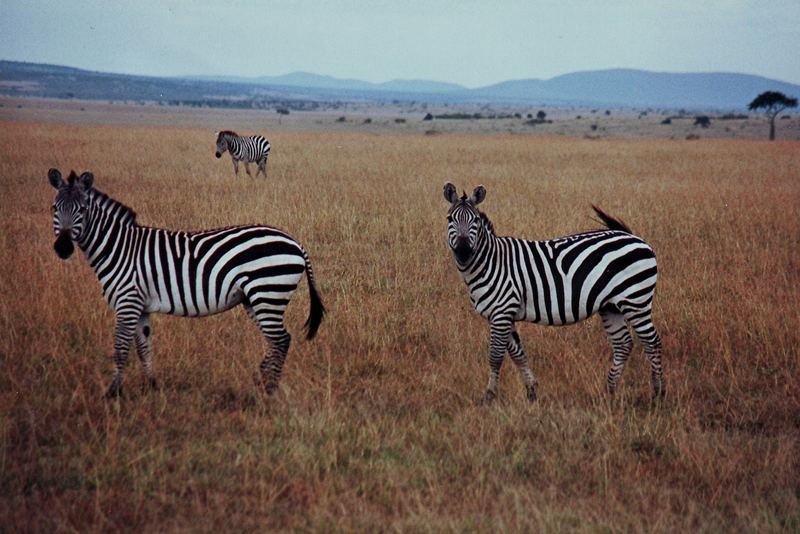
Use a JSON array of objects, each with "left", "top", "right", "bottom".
[{"left": 446, "top": 215, "right": 453, "bottom": 223}]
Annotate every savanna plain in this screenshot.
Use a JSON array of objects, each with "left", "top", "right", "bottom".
[{"left": 1, "top": 109, "right": 799, "bottom": 532}]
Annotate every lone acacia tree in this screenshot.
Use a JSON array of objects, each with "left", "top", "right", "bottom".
[{"left": 748, "top": 91, "right": 798, "bottom": 140}]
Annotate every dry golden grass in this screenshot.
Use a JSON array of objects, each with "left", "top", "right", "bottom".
[{"left": 1, "top": 119, "right": 799, "bottom": 532}]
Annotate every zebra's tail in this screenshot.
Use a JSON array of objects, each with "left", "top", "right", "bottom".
[
  {"left": 591, "top": 204, "right": 633, "bottom": 234},
  {"left": 302, "top": 248, "right": 325, "bottom": 340}
]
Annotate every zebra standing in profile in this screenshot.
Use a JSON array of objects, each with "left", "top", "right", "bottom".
[
  {"left": 215, "top": 130, "right": 271, "bottom": 178},
  {"left": 443, "top": 183, "right": 663, "bottom": 403},
  {"left": 48, "top": 168, "right": 324, "bottom": 397}
]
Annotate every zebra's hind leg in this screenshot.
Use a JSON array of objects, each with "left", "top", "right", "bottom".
[
  {"left": 244, "top": 303, "right": 291, "bottom": 395},
  {"left": 134, "top": 313, "right": 158, "bottom": 391},
  {"left": 508, "top": 326, "right": 537, "bottom": 401},
  {"left": 600, "top": 309, "right": 633, "bottom": 396},
  {"left": 626, "top": 309, "right": 665, "bottom": 400},
  {"left": 483, "top": 317, "right": 512, "bottom": 403},
  {"left": 244, "top": 162, "right": 253, "bottom": 177},
  {"left": 106, "top": 303, "right": 142, "bottom": 398}
]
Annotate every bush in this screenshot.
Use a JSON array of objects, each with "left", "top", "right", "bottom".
[
  {"left": 537, "top": 110, "right": 547, "bottom": 120},
  {"left": 423, "top": 113, "right": 433, "bottom": 121},
  {"left": 661, "top": 118, "right": 672, "bottom": 125},
  {"left": 276, "top": 108, "right": 290, "bottom": 115},
  {"left": 336, "top": 116, "right": 346, "bottom": 122},
  {"left": 395, "top": 118, "right": 406, "bottom": 124},
  {"left": 694, "top": 116, "right": 711, "bottom": 128}
]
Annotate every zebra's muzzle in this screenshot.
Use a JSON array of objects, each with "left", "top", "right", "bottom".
[
  {"left": 54, "top": 232, "right": 74, "bottom": 259},
  {"left": 454, "top": 240, "right": 473, "bottom": 264},
  {"left": 215, "top": 152, "right": 222, "bottom": 158}
]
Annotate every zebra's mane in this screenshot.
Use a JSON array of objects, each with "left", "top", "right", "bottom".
[
  {"left": 89, "top": 188, "right": 138, "bottom": 226},
  {"left": 218, "top": 129, "right": 238, "bottom": 138},
  {"left": 479, "top": 212, "right": 495, "bottom": 235}
]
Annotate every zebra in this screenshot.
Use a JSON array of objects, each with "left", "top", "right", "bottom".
[
  {"left": 215, "top": 130, "right": 271, "bottom": 178},
  {"left": 443, "top": 183, "right": 663, "bottom": 403},
  {"left": 48, "top": 168, "right": 324, "bottom": 398}
]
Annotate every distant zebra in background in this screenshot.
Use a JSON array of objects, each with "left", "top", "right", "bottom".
[
  {"left": 215, "top": 130, "right": 271, "bottom": 178},
  {"left": 48, "top": 168, "right": 324, "bottom": 398},
  {"left": 443, "top": 183, "right": 663, "bottom": 403}
]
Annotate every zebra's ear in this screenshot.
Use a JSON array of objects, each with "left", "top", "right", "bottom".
[
  {"left": 471, "top": 185, "right": 486, "bottom": 205},
  {"left": 78, "top": 172, "right": 94, "bottom": 190},
  {"left": 48, "top": 168, "right": 64, "bottom": 189},
  {"left": 443, "top": 182, "right": 458, "bottom": 204}
]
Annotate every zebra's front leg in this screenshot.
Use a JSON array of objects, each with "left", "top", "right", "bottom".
[
  {"left": 232, "top": 158, "right": 240, "bottom": 176},
  {"left": 261, "top": 158, "right": 268, "bottom": 179},
  {"left": 508, "top": 327, "right": 538, "bottom": 401},
  {"left": 243, "top": 162, "right": 253, "bottom": 177},
  {"left": 483, "top": 317, "right": 512, "bottom": 403},
  {"left": 106, "top": 308, "right": 141, "bottom": 398},
  {"left": 134, "top": 313, "right": 158, "bottom": 391}
]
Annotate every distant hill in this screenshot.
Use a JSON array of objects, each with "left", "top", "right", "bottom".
[
  {"left": 2, "top": 60, "right": 799, "bottom": 111},
  {"left": 472, "top": 69, "right": 800, "bottom": 109},
  {"left": 189, "top": 71, "right": 466, "bottom": 94}
]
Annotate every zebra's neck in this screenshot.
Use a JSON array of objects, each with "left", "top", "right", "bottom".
[{"left": 78, "top": 189, "right": 140, "bottom": 267}]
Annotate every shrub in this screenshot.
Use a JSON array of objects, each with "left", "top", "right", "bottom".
[
  {"left": 661, "top": 118, "right": 672, "bottom": 125},
  {"left": 423, "top": 113, "right": 433, "bottom": 121},
  {"left": 694, "top": 116, "right": 711, "bottom": 128}
]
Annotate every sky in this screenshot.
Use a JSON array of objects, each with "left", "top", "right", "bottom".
[{"left": 2, "top": 0, "right": 799, "bottom": 88}]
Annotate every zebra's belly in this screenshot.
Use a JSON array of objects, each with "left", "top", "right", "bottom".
[{"left": 144, "top": 289, "right": 245, "bottom": 317}]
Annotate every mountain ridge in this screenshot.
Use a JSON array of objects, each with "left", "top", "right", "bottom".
[{"left": 2, "top": 60, "right": 799, "bottom": 110}]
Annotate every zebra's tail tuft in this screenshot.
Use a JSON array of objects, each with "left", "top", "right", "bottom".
[
  {"left": 591, "top": 205, "right": 633, "bottom": 234},
  {"left": 302, "top": 249, "right": 325, "bottom": 340}
]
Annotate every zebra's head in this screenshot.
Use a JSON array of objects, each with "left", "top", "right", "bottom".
[
  {"left": 215, "top": 130, "right": 232, "bottom": 158},
  {"left": 443, "top": 182, "right": 487, "bottom": 265},
  {"left": 48, "top": 168, "right": 94, "bottom": 260}
]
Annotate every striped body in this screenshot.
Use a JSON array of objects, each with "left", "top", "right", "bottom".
[
  {"left": 49, "top": 169, "right": 323, "bottom": 397},
  {"left": 444, "top": 183, "right": 663, "bottom": 402},
  {"left": 215, "top": 130, "right": 271, "bottom": 178},
  {"left": 461, "top": 230, "right": 657, "bottom": 325}
]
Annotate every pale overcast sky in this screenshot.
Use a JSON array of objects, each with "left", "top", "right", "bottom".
[{"left": 2, "top": 0, "right": 799, "bottom": 87}]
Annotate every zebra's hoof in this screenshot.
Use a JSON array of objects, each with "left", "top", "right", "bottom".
[
  {"left": 480, "top": 390, "right": 497, "bottom": 405},
  {"left": 105, "top": 384, "right": 123, "bottom": 399},
  {"left": 264, "top": 382, "right": 279, "bottom": 396},
  {"left": 651, "top": 388, "right": 666, "bottom": 404},
  {"left": 526, "top": 385, "right": 537, "bottom": 402}
]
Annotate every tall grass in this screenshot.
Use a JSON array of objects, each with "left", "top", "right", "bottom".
[{"left": 1, "top": 121, "right": 799, "bottom": 531}]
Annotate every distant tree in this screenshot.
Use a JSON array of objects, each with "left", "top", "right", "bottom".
[
  {"left": 536, "top": 110, "right": 547, "bottom": 121},
  {"left": 694, "top": 116, "right": 711, "bottom": 128},
  {"left": 423, "top": 113, "right": 433, "bottom": 121},
  {"left": 748, "top": 91, "right": 798, "bottom": 140},
  {"left": 276, "top": 107, "right": 290, "bottom": 115}
]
